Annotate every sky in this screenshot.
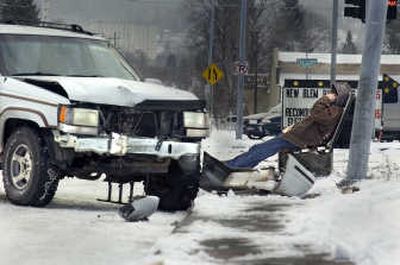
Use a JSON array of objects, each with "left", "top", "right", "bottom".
[
  {"left": 36, "top": 0, "right": 365, "bottom": 53},
  {"left": 40, "top": 0, "right": 185, "bottom": 29},
  {"left": 300, "top": 0, "right": 365, "bottom": 46}
]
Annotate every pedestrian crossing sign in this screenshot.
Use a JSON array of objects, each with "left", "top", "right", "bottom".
[{"left": 202, "top": 63, "right": 224, "bottom": 85}]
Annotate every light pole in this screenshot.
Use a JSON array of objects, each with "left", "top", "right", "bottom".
[
  {"left": 345, "top": 0, "right": 388, "bottom": 184},
  {"left": 330, "top": 0, "right": 338, "bottom": 85},
  {"left": 206, "top": 0, "right": 216, "bottom": 118}
]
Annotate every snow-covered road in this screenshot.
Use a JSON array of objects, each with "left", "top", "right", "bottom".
[
  {"left": 1, "top": 130, "right": 400, "bottom": 265},
  {"left": 0, "top": 177, "right": 186, "bottom": 265}
]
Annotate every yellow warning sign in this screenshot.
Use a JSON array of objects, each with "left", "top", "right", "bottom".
[{"left": 202, "top": 63, "right": 224, "bottom": 85}]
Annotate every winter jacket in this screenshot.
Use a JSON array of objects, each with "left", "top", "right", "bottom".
[{"left": 282, "top": 95, "right": 343, "bottom": 148}]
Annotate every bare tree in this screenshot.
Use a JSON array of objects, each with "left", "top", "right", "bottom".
[
  {"left": 183, "top": 0, "right": 329, "bottom": 117},
  {"left": 1, "top": 0, "right": 39, "bottom": 23},
  {"left": 341, "top": 30, "right": 358, "bottom": 54},
  {"left": 385, "top": 20, "right": 400, "bottom": 53}
]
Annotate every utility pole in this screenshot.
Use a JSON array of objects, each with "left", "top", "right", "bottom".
[
  {"left": 206, "top": 0, "right": 216, "bottom": 118},
  {"left": 113, "top": 32, "right": 118, "bottom": 48},
  {"left": 330, "top": 0, "right": 339, "bottom": 85},
  {"left": 253, "top": 59, "right": 258, "bottom": 114},
  {"left": 236, "top": 0, "right": 248, "bottom": 139},
  {"left": 346, "top": 0, "right": 388, "bottom": 184}
]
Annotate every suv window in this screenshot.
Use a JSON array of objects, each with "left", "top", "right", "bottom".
[{"left": 0, "top": 34, "right": 139, "bottom": 80}]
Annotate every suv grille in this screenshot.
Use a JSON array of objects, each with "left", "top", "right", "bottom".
[{"left": 100, "top": 106, "right": 185, "bottom": 138}]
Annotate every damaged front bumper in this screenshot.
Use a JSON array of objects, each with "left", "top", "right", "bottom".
[{"left": 53, "top": 132, "right": 200, "bottom": 159}]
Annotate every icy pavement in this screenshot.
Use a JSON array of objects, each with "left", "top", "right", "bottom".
[{"left": 149, "top": 191, "right": 354, "bottom": 265}]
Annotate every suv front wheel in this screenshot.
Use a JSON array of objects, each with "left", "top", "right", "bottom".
[
  {"left": 145, "top": 159, "right": 200, "bottom": 211},
  {"left": 3, "top": 127, "right": 60, "bottom": 206}
]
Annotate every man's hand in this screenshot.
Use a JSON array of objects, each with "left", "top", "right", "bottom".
[
  {"left": 326, "top": 92, "right": 337, "bottom": 102},
  {"left": 282, "top": 125, "right": 293, "bottom": 133}
]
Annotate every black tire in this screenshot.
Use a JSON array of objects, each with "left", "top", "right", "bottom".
[
  {"left": 145, "top": 159, "right": 200, "bottom": 211},
  {"left": 247, "top": 134, "right": 264, "bottom": 140},
  {"left": 3, "top": 126, "right": 60, "bottom": 207}
]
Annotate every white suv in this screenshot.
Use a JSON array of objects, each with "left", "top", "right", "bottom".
[{"left": 0, "top": 23, "right": 208, "bottom": 211}]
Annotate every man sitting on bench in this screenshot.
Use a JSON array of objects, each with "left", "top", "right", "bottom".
[{"left": 225, "top": 82, "right": 351, "bottom": 169}]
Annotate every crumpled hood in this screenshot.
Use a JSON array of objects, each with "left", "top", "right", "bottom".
[{"left": 21, "top": 76, "right": 198, "bottom": 107}]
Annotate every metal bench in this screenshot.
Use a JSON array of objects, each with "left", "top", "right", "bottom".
[
  {"left": 201, "top": 92, "right": 355, "bottom": 197},
  {"left": 275, "top": 92, "right": 355, "bottom": 196}
]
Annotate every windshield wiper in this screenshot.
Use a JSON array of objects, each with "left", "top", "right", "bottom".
[
  {"left": 66, "top": 74, "right": 105, "bottom": 77},
  {"left": 12, "top": 72, "right": 60, "bottom": 76}
]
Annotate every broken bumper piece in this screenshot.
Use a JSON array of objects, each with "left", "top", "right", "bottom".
[
  {"left": 201, "top": 152, "right": 315, "bottom": 197},
  {"left": 54, "top": 132, "right": 200, "bottom": 158}
]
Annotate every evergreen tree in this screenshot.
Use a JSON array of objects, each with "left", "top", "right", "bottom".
[
  {"left": 341, "top": 31, "right": 358, "bottom": 54},
  {"left": 1, "top": 0, "right": 39, "bottom": 23}
]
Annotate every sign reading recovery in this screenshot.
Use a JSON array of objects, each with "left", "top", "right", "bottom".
[{"left": 282, "top": 79, "right": 332, "bottom": 128}]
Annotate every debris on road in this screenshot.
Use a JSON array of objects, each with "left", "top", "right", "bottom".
[{"left": 118, "top": 196, "right": 160, "bottom": 222}]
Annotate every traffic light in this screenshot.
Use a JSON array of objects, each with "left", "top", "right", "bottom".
[
  {"left": 387, "top": 0, "right": 397, "bottom": 20},
  {"left": 345, "top": 0, "right": 397, "bottom": 23},
  {"left": 344, "top": 0, "right": 366, "bottom": 23},
  {"left": 382, "top": 74, "right": 398, "bottom": 103}
]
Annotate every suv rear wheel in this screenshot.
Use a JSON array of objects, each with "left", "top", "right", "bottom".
[{"left": 3, "top": 127, "right": 60, "bottom": 206}]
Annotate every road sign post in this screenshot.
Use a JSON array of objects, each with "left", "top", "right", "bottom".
[
  {"left": 331, "top": 0, "right": 339, "bottom": 85},
  {"left": 236, "top": 0, "right": 248, "bottom": 140},
  {"left": 205, "top": 0, "right": 216, "bottom": 117}
]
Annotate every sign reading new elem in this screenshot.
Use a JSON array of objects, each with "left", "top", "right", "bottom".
[
  {"left": 283, "top": 80, "right": 332, "bottom": 127},
  {"left": 270, "top": 51, "right": 400, "bottom": 138},
  {"left": 282, "top": 79, "right": 383, "bottom": 131}
]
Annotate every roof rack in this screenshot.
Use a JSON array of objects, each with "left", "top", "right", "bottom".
[{"left": 1, "top": 20, "right": 94, "bottom": 36}]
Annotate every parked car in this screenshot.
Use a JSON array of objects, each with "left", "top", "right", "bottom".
[
  {"left": 244, "top": 114, "right": 282, "bottom": 139},
  {"left": 0, "top": 22, "right": 209, "bottom": 211},
  {"left": 242, "top": 104, "right": 282, "bottom": 139},
  {"left": 223, "top": 104, "right": 282, "bottom": 139}
]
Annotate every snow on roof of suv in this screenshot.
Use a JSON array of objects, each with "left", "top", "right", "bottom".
[{"left": 0, "top": 24, "right": 104, "bottom": 40}]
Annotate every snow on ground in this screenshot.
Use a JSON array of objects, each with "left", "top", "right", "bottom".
[
  {"left": 1, "top": 130, "right": 400, "bottom": 265},
  {"left": 148, "top": 131, "right": 400, "bottom": 265},
  {"left": 287, "top": 145, "right": 400, "bottom": 265}
]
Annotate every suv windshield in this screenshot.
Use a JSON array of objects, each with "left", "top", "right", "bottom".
[{"left": 0, "top": 34, "right": 139, "bottom": 80}]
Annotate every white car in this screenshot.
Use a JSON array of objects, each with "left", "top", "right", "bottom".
[{"left": 0, "top": 22, "right": 208, "bottom": 211}]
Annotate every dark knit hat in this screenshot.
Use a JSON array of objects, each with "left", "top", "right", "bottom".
[{"left": 332, "top": 82, "right": 351, "bottom": 107}]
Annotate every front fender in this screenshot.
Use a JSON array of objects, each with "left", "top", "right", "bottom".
[
  {"left": 0, "top": 108, "right": 55, "bottom": 154},
  {"left": 1, "top": 108, "right": 49, "bottom": 127}
]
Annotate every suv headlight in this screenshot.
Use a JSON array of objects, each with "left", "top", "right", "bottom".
[
  {"left": 58, "top": 105, "right": 99, "bottom": 135},
  {"left": 183, "top": 112, "right": 209, "bottom": 128},
  {"left": 183, "top": 112, "right": 209, "bottom": 138},
  {"left": 59, "top": 106, "right": 99, "bottom": 127}
]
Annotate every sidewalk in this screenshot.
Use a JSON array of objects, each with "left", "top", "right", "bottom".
[{"left": 167, "top": 196, "right": 354, "bottom": 265}]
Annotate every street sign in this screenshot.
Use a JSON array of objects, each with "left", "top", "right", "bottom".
[
  {"left": 244, "top": 74, "right": 269, "bottom": 89},
  {"left": 234, "top": 61, "right": 249, "bottom": 74},
  {"left": 202, "top": 63, "right": 224, "bottom": 85},
  {"left": 296, "top": 58, "right": 318, "bottom": 68}
]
